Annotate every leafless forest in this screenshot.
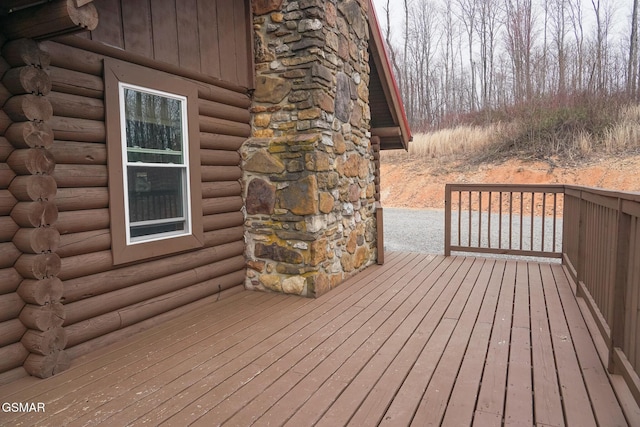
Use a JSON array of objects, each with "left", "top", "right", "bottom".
[{"left": 379, "top": 0, "right": 640, "bottom": 135}]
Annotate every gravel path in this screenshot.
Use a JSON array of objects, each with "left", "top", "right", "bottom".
[
  {"left": 383, "top": 208, "right": 447, "bottom": 254},
  {"left": 383, "top": 207, "right": 563, "bottom": 262}
]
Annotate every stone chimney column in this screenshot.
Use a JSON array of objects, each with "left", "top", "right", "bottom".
[{"left": 244, "top": 0, "right": 376, "bottom": 297}]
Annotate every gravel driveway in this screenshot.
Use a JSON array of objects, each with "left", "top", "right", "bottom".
[
  {"left": 383, "top": 207, "right": 563, "bottom": 262},
  {"left": 383, "top": 208, "right": 447, "bottom": 254}
]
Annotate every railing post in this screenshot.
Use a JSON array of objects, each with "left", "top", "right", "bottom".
[
  {"left": 576, "top": 191, "right": 586, "bottom": 298},
  {"left": 376, "top": 202, "right": 384, "bottom": 265},
  {"left": 609, "top": 198, "right": 630, "bottom": 374},
  {"left": 444, "top": 184, "right": 451, "bottom": 256}
]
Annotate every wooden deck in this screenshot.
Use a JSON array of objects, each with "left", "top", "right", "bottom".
[{"left": 1, "top": 253, "right": 637, "bottom": 426}]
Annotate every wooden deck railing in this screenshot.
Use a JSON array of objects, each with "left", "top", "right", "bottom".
[
  {"left": 445, "top": 183, "right": 640, "bottom": 404},
  {"left": 444, "top": 184, "right": 565, "bottom": 258},
  {"left": 563, "top": 186, "right": 640, "bottom": 404}
]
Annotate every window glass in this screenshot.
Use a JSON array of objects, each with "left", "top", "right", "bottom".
[
  {"left": 120, "top": 84, "right": 190, "bottom": 244},
  {"left": 123, "top": 88, "right": 185, "bottom": 164}
]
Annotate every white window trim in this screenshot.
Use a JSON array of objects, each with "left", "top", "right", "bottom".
[{"left": 119, "top": 82, "right": 193, "bottom": 245}]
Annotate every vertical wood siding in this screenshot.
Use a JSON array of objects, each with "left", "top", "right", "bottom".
[{"left": 89, "top": 0, "right": 252, "bottom": 89}]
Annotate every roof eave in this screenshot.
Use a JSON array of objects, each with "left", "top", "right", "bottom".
[{"left": 367, "top": 0, "right": 412, "bottom": 151}]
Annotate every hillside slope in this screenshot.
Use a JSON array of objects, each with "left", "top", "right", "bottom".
[{"left": 380, "top": 155, "right": 640, "bottom": 209}]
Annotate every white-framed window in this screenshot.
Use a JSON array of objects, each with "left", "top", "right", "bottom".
[
  {"left": 120, "top": 84, "right": 191, "bottom": 244},
  {"left": 105, "top": 58, "right": 203, "bottom": 265}
]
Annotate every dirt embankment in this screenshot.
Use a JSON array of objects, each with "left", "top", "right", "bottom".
[{"left": 380, "top": 155, "right": 640, "bottom": 209}]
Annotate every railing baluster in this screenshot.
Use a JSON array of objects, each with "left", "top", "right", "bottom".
[
  {"left": 499, "top": 192, "right": 503, "bottom": 249},
  {"left": 457, "top": 191, "right": 462, "bottom": 247},
  {"left": 444, "top": 185, "right": 451, "bottom": 256},
  {"left": 478, "top": 191, "right": 482, "bottom": 247},
  {"left": 509, "top": 192, "right": 513, "bottom": 250},
  {"left": 552, "top": 193, "right": 557, "bottom": 252},
  {"left": 530, "top": 192, "right": 535, "bottom": 252},
  {"left": 468, "top": 191, "right": 472, "bottom": 248},
  {"left": 488, "top": 191, "right": 492, "bottom": 248},
  {"left": 520, "top": 192, "right": 524, "bottom": 251},
  {"left": 542, "top": 192, "right": 546, "bottom": 252}
]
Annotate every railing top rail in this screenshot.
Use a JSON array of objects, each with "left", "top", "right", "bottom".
[
  {"left": 445, "top": 183, "right": 565, "bottom": 193},
  {"left": 564, "top": 185, "right": 640, "bottom": 203},
  {"left": 445, "top": 183, "right": 640, "bottom": 203}
]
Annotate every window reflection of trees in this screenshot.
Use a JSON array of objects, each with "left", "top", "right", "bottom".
[
  {"left": 121, "top": 87, "right": 188, "bottom": 231},
  {"left": 124, "top": 89, "right": 183, "bottom": 163}
]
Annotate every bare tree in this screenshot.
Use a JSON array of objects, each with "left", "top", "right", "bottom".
[
  {"left": 589, "top": 0, "right": 614, "bottom": 94},
  {"left": 503, "top": 0, "right": 535, "bottom": 102},
  {"left": 454, "top": 0, "right": 479, "bottom": 111},
  {"left": 549, "top": 0, "right": 569, "bottom": 96},
  {"left": 377, "top": 0, "right": 630, "bottom": 130},
  {"left": 441, "top": 1, "right": 459, "bottom": 118},
  {"left": 477, "top": 0, "right": 501, "bottom": 109},
  {"left": 414, "top": 0, "right": 439, "bottom": 127},
  {"left": 383, "top": 0, "right": 403, "bottom": 95},
  {"left": 403, "top": 0, "right": 411, "bottom": 107},
  {"left": 628, "top": 0, "right": 639, "bottom": 97}
]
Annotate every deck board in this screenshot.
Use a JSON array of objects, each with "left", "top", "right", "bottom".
[
  {"left": 411, "top": 258, "right": 493, "bottom": 426},
  {"left": 540, "top": 263, "right": 597, "bottom": 427},
  {"left": 552, "top": 263, "right": 628, "bottom": 426},
  {"left": 504, "top": 262, "right": 533, "bottom": 426},
  {"left": 439, "top": 260, "right": 504, "bottom": 427},
  {"left": 474, "top": 260, "right": 517, "bottom": 425},
  {"left": 0, "top": 253, "right": 636, "bottom": 427},
  {"left": 529, "top": 262, "right": 564, "bottom": 427}
]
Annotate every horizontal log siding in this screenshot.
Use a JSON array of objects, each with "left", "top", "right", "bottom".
[
  {"left": 43, "top": 40, "right": 248, "bottom": 359},
  {"left": 0, "top": 36, "right": 45, "bottom": 384},
  {"left": 0, "top": 37, "right": 29, "bottom": 383}
]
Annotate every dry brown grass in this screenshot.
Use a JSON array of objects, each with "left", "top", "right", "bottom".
[
  {"left": 384, "top": 103, "right": 640, "bottom": 164},
  {"left": 569, "top": 104, "right": 640, "bottom": 155},
  {"left": 601, "top": 104, "right": 640, "bottom": 153},
  {"left": 383, "top": 123, "right": 519, "bottom": 161}
]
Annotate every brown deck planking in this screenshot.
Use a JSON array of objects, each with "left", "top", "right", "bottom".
[
  {"left": 410, "top": 258, "right": 494, "bottom": 426},
  {"left": 503, "top": 262, "right": 533, "bottom": 426},
  {"left": 374, "top": 257, "right": 476, "bottom": 426},
  {"left": 316, "top": 256, "right": 478, "bottom": 426},
  {"left": 266, "top": 254, "right": 450, "bottom": 427},
  {"left": 144, "top": 253, "right": 422, "bottom": 425},
  {"left": 473, "top": 260, "right": 517, "bottom": 426},
  {"left": 552, "top": 263, "right": 629, "bottom": 426},
  {"left": 6, "top": 292, "right": 296, "bottom": 426},
  {"left": 529, "top": 262, "right": 565, "bottom": 426},
  {"left": 296, "top": 256, "right": 474, "bottom": 426},
  {"left": 230, "top": 255, "right": 456, "bottom": 427},
  {"left": 439, "top": 259, "right": 506, "bottom": 426},
  {"left": 0, "top": 253, "right": 636, "bottom": 427},
  {"left": 108, "top": 253, "right": 415, "bottom": 425},
  {"left": 540, "top": 263, "right": 598, "bottom": 427}
]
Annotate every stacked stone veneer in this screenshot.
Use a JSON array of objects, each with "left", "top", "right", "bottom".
[{"left": 244, "top": 0, "right": 377, "bottom": 297}]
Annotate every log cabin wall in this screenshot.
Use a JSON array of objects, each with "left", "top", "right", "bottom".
[
  {"left": 0, "top": 0, "right": 253, "bottom": 383},
  {"left": 0, "top": 36, "right": 30, "bottom": 385},
  {"left": 47, "top": 31, "right": 251, "bottom": 360},
  {"left": 1, "top": 38, "right": 69, "bottom": 384}
]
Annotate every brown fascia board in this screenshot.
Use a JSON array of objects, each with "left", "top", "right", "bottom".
[{"left": 367, "top": 0, "right": 412, "bottom": 151}]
